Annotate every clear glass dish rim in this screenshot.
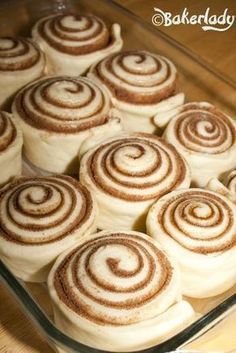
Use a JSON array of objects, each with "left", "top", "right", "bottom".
[
  {"left": 0, "top": 0, "right": 235, "bottom": 352},
  {"left": 0, "top": 0, "right": 235, "bottom": 90},
  {"left": 110, "top": 0, "right": 236, "bottom": 90},
  {"left": 1, "top": 260, "right": 235, "bottom": 353}
]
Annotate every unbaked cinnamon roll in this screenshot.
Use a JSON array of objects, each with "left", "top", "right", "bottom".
[
  {"left": 162, "top": 102, "right": 236, "bottom": 187},
  {"left": 32, "top": 13, "right": 123, "bottom": 75},
  {"left": 0, "top": 175, "right": 98, "bottom": 282},
  {"left": 0, "top": 37, "right": 45, "bottom": 108},
  {"left": 79, "top": 133, "right": 191, "bottom": 231},
  {"left": 207, "top": 170, "right": 236, "bottom": 204},
  {"left": 12, "top": 75, "right": 123, "bottom": 174},
  {"left": 48, "top": 230, "right": 194, "bottom": 352},
  {"left": 147, "top": 188, "right": 236, "bottom": 298},
  {"left": 88, "top": 50, "right": 184, "bottom": 133},
  {"left": 0, "top": 111, "right": 23, "bottom": 185}
]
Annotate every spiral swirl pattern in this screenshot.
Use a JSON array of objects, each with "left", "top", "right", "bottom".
[
  {"left": 0, "top": 37, "right": 42, "bottom": 71},
  {"left": 53, "top": 231, "right": 175, "bottom": 325},
  {"left": 0, "top": 111, "right": 17, "bottom": 152},
  {"left": 0, "top": 175, "right": 94, "bottom": 245},
  {"left": 90, "top": 50, "right": 177, "bottom": 104},
  {"left": 36, "top": 14, "right": 110, "bottom": 55},
  {"left": 169, "top": 102, "right": 236, "bottom": 154},
  {"left": 14, "top": 76, "right": 110, "bottom": 133},
  {"left": 150, "top": 189, "right": 236, "bottom": 253},
  {"left": 80, "top": 133, "right": 189, "bottom": 201}
]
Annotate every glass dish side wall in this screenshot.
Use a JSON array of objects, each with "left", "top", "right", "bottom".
[{"left": 0, "top": 0, "right": 235, "bottom": 352}]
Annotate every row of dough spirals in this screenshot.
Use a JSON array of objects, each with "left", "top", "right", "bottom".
[{"left": 0, "top": 12, "right": 235, "bottom": 353}]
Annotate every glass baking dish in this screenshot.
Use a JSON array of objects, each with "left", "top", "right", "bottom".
[{"left": 0, "top": 0, "right": 235, "bottom": 352}]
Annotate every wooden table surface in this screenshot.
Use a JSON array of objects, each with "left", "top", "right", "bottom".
[
  {"left": 115, "top": 0, "right": 236, "bottom": 80},
  {"left": 0, "top": 1, "right": 236, "bottom": 352}
]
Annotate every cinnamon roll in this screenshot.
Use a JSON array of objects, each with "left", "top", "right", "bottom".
[
  {"left": 207, "top": 170, "right": 236, "bottom": 204},
  {"left": 162, "top": 102, "right": 236, "bottom": 187},
  {"left": 88, "top": 50, "right": 184, "bottom": 133},
  {"left": 48, "top": 230, "right": 194, "bottom": 351},
  {"left": 0, "top": 175, "right": 98, "bottom": 282},
  {"left": 147, "top": 188, "right": 236, "bottom": 298},
  {"left": 0, "top": 37, "right": 45, "bottom": 108},
  {"left": 32, "top": 14, "right": 123, "bottom": 75},
  {"left": 0, "top": 111, "right": 23, "bottom": 185},
  {"left": 12, "top": 75, "right": 123, "bottom": 174},
  {"left": 79, "top": 133, "right": 191, "bottom": 231}
]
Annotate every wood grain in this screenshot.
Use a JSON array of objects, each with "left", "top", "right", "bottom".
[
  {"left": 0, "top": 284, "right": 54, "bottom": 353},
  {"left": 0, "top": 1, "right": 236, "bottom": 352},
  {"left": 115, "top": 0, "right": 236, "bottom": 80}
]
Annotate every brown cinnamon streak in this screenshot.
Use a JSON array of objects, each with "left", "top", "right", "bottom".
[
  {"left": 53, "top": 233, "right": 173, "bottom": 325},
  {"left": 0, "top": 175, "right": 93, "bottom": 245}
]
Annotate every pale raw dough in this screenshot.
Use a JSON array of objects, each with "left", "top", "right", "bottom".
[
  {"left": 0, "top": 37, "right": 45, "bottom": 108},
  {"left": 147, "top": 188, "right": 236, "bottom": 298},
  {"left": 207, "top": 170, "right": 236, "bottom": 204},
  {"left": 0, "top": 175, "right": 98, "bottom": 282},
  {"left": 48, "top": 230, "right": 195, "bottom": 352},
  {"left": 162, "top": 102, "right": 236, "bottom": 187},
  {"left": 32, "top": 14, "right": 123, "bottom": 75},
  {"left": 12, "top": 76, "right": 124, "bottom": 174},
  {"left": 0, "top": 111, "right": 23, "bottom": 185},
  {"left": 88, "top": 50, "right": 184, "bottom": 133},
  {"left": 79, "top": 132, "right": 191, "bottom": 231}
]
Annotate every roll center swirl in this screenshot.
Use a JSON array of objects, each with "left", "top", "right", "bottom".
[
  {"left": 173, "top": 103, "right": 236, "bottom": 154},
  {"left": 37, "top": 14, "right": 110, "bottom": 55},
  {"left": 84, "top": 134, "right": 188, "bottom": 201},
  {"left": 54, "top": 233, "right": 174, "bottom": 325},
  {"left": 92, "top": 50, "right": 178, "bottom": 104},
  {"left": 0, "top": 37, "right": 41, "bottom": 71},
  {"left": 158, "top": 190, "right": 236, "bottom": 252},
  {"left": 0, "top": 176, "right": 94, "bottom": 244},
  {"left": 15, "top": 76, "right": 110, "bottom": 133}
]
